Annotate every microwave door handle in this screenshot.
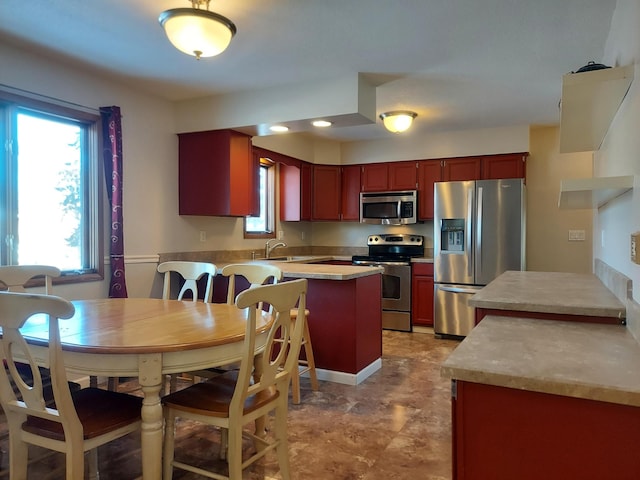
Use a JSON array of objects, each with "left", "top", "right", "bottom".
[{"left": 466, "top": 187, "right": 473, "bottom": 278}]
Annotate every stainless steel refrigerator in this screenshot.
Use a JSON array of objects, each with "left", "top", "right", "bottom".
[{"left": 433, "top": 178, "right": 525, "bottom": 337}]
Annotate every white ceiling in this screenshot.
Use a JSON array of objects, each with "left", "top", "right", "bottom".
[{"left": 0, "top": 0, "right": 618, "bottom": 142}]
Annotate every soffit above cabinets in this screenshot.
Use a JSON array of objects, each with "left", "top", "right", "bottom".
[
  {"left": 558, "top": 175, "right": 635, "bottom": 209},
  {"left": 559, "top": 65, "right": 634, "bottom": 153}
]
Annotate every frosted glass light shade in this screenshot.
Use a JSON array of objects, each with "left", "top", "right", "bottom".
[
  {"left": 379, "top": 111, "right": 417, "bottom": 133},
  {"left": 159, "top": 8, "right": 236, "bottom": 59}
]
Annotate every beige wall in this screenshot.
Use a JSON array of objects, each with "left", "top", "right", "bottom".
[
  {"left": 0, "top": 39, "right": 598, "bottom": 300},
  {"left": 595, "top": 0, "right": 640, "bottom": 300},
  {"left": 526, "top": 127, "right": 593, "bottom": 273}
]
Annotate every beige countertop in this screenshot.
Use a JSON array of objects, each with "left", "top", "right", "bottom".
[
  {"left": 215, "top": 257, "right": 383, "bottom": 281},
  {"left": 469, "top": 270, "right": 626, "bottom": 318},
  {"left": 441, "top": 315, "right": 640, "bottom": 407},
  {"left": 411, "top": 257, "right": 434, "bottom": 264}
]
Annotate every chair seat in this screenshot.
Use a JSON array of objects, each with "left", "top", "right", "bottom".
[
  {"left": 22, "top": 387, "right": 142, "bottom": 441},
  {"left": 163, "top": 372, "right": 279, "bottom": 418}
]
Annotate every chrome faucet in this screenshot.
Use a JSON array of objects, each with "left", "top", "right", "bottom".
[{"left": 265, "top": 239, "right": 287, "bottom": 259}]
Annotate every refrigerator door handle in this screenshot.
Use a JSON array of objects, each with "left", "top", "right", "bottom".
[
  {"left": 476, "top": 186, "right": 483, "bottom": 278},
  {"left": 466, "top": 187, "right": 473, "bottom": 278},
  {"left": 438, "top": 285, "right": 482, "bottom": 295}
]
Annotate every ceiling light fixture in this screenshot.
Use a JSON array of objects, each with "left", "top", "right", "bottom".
[
  {"left": 379, "top": 111, "right": 417, "bottom": 133},
  {"left": 312, "top": 120, "right": 332, "bottom": 128},
  {"left": 269, "top": 125, "right": 289, "bottom": 133},
  {"left": 159, "top": 0, "right": 237, "bottom": 60}
]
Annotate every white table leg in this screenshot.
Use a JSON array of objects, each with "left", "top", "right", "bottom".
[{"left": 138, "top": 353, "right": 163, "bottom": 480}]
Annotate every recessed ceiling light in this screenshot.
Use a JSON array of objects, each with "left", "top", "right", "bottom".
[
  {"left": 269, "top": 125, "right": 289, "bottom": 133},
  {"left": 312, "top": 120, "right": 332, "bottom": 128}
]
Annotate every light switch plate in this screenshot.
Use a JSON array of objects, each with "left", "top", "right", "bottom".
[{"left": 632, "top": 232, "right": 640, "bottom": 264}]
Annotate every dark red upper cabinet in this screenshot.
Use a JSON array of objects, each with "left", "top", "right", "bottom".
[
  {"left": 178, "top": 129, "right": 257, "bottom": 216},
  {"left": 300, "top": 162, "right": 313, "bottom": 221},
  {"left": 417, "top": 160, "right": 442, "bottom": 220},
  {"left": 341, "top": 165, "right": 361, "bottom": 221},
  {"left": 312, "top": 165, "right": 342, "bottom": 221},
  {"left": 389, "top": 161, "right": 418, "bottom": 190},
  {"left": 442, "top": 157, "right": 482, "bottom": 181},
  {"left": 482, "top": 153, "right": 528, "bottom": 181},
  {"left": 279, "top": 162, "right": 302, "bottom": 222},
  {"left": 280, "top": 160, "right": 313, "bottom": 222},
  {"left": 361, "top": 164, "right": 389, "bottom": 192}
]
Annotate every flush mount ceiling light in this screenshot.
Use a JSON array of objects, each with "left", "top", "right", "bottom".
[
  {"left": 269, "top": 125, "right": 289, "bottom": 133},
  {"left": 379, "top": 111, "right": 417, "bottom": 133},
  {"left": 312, "top": 120, "right": 332, "bottom": 128},
  {"left": 159, "top": 0, "right": 237, "bottom": 60}
]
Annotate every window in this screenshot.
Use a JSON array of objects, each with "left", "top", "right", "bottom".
[
  {"left": 244, "top": 158, "right": 275, "bottom": 238},
  {"left": 0, "top": 91, "right": 103, "bottom": 282}
]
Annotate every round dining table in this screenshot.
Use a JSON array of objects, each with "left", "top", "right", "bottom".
[{"left": 20, "top": 297, "right": 272, "bottom": 480}]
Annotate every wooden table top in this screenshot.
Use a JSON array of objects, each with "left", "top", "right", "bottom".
[{"left": 20, "top": 298, "right": 271, "bottom": 354}]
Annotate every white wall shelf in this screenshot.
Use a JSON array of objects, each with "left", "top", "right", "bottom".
[
  {"left": 559, "top": 65, "right": 634, "bottom": 153},
  {"left": 558, "top": 175, "right": 635, "bottom": 209}
]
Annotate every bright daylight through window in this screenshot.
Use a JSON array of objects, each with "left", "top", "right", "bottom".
[
  {"left": 0, "top": 93, "right": 102, "bottom": 280},
  {"left": 244, "top": 160, "right": 274, "bottom": 238}
]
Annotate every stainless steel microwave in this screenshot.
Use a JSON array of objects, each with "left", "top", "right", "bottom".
[{"left": 360, "top": 190, "right": 418, "bottom": 225}]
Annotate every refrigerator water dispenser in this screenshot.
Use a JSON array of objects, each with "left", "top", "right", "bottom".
[{"left": 441, "top": 219, "right": 465, "bottom": 252}]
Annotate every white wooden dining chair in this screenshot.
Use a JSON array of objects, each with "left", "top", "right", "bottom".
[
  {"left": 0, "top": 265, "right": 85, "bottom": 398},
  {"left": 223, "top": 263, "right": 318, "bottom": 404},
  {"left": 162, "top": 278, "right": 308, "bottom": 480},
  {"left": 222, "top": 263, "right": 282, "bottom": 305},
  {"left": 189, "top": 263, "right": 283, "bottom": 382},
  {"left": 0, "top": 265, "right": 60, "bottom": 294},
  {"left": 158, "top": 260, "right": 218, "bottom": 393},
  {"left": 0, "top": 291, "right": 142, "bottom": 479},
  {"left": 158, "top": 260, "right": 217, "bottom": 303}
]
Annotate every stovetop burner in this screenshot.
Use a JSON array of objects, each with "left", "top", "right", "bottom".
[{"left": 352, "top": 234, "right": 424, "bottom": 264}]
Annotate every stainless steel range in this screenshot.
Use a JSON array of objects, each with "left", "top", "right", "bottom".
[{"left": 352, "top": 234, "right": 425, "bottom": 332}]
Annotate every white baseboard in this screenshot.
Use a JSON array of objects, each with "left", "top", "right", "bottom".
[{"left": 299, "top": 357, "right": 382, "bottom": 386}]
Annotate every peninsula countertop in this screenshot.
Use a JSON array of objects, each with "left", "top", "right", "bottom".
[
  {"left": 441, "top": 315, "right": 640, "bottom": 407},
  {"left": 469, "top": 270, "right": 626, "bottom": 319},
  {"left": 216, "top": 257, "right": 383, "bottom": 281}
]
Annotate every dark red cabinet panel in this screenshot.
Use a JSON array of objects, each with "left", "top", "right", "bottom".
[
  {"left": 341, "top": 165, "right": 361, "bottom": 221},
  {"left": 412, "top": 263, "right": 434, "bottom": 327},
  {"left": 312, "top": 165, "right": 342, "bottom": 220},
  {"left": 178, "top": 129, "right": 257, "bottom": 216}
]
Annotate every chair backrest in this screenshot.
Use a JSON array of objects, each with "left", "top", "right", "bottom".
[
  {"left": 0, "top": 265, "right": 61, "bottom": 294},
  {"left": 157, "top": 261, "right": 217, "bottom": 302},
  {"left": 233, "top": 278, "right": 307, "bottom": 411},
  {"left": 221, "top": 263, "right": 283, "bottom": 305},
  {"left": 0, "top": 292, "right": 77, "bottom": 438}
]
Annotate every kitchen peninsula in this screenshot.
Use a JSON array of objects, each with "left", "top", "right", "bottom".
[
  {"left": 441, "top": 264, "right": 637, "bottom": 479},
  {"left": 160, "top": 254, "right": 384, "bottom": 385},
  {"left": 470, "top": 270, "right": 626, "bottom": 324},
  {"left": 276, "top": 261, "right": 383, "bottom": 384}
]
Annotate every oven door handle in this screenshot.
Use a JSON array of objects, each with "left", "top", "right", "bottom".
[{"left": 438, "top": 285, "right": 481, "bottom": 295}]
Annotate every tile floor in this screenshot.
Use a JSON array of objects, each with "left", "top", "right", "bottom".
[{"left": 0, "top": 330, "right": 460, "bottom": 479}]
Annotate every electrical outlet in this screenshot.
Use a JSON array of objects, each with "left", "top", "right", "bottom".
[
  {"left": 568, "top": 229, "right": 585, "bottom": 241},
  {"left": 199, "top": 231, "right": 206, "bottom": 242},
  {"left": 301, "top": 231, "right": 305, "bottom": 240},
  {"left": 632, "top": 232, "right": 640, "bottom": 264},
  {"left": 278, "top": 230, "right": 284, "bottom": 240}
]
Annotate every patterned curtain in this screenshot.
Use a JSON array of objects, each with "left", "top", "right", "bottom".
[{"left": 100, "top": 106, "right": 128, "bottom": 298}]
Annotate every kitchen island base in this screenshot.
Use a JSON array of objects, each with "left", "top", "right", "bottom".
[{"left": 452, "top": 380, "right": 640, "bottom": 480}]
